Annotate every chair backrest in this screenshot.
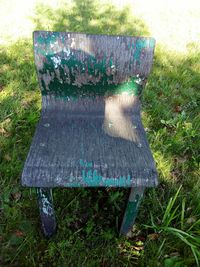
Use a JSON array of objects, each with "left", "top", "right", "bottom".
[{"left": 33, "top": 31, "right": 155, "bottom": 98}]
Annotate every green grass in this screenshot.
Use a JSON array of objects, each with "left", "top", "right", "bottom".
[{"left": 0, "top": 0, "right": 200, "bottom": 266}]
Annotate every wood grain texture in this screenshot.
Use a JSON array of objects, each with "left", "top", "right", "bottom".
[
  {"left": 21, "top": 31, "right": 158, "bottom": 188},
  {"left": 22, "top": 95, "right": 158, "bottom": 187},
  {"left": 33, "top": 31, "right": 155, "bottom": 97}
]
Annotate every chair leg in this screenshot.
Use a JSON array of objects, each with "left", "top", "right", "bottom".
[
  {"left": 36, "top": 188, "right": 57, "bottom": 238},
  {"left": 120, "top": 187, "right": 145, "bottom": 236}
]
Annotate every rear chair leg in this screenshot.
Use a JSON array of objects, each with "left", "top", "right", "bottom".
[
  {"left": 36, "top": 188, "right": 57, "bottom": 238},
  {"left": 120, "top": 187, "right": 145, "bottom": 236}
]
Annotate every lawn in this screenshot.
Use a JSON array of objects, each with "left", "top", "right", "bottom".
[{"left": 0, "top": 0, "right": 200, "bottom": 266}]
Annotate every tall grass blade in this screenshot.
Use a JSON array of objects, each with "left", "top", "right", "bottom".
[
  {"left": 191, "top": 247, "right": 200, "bottom": 267},
  {"left": 162, "top": 186, "right": 182, "bottom": 225},
  {"left": 181, "top": 197, "right": 185, "bottom": 230}
]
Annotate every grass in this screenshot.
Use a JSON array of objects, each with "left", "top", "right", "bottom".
[{"left": 0, "top": 0, "right": 200, "bottom": 266}]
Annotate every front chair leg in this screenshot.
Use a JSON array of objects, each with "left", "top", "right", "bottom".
[
  {"left": 36, "top": 188, "right": 57, "bottom": 238},
  {"left": 120, "top": 187, "right": 145, "bottom": 236}
]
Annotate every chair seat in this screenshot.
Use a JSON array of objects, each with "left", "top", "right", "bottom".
[{"left": 22, "top": 95, "right": 158, "bottom": 187}]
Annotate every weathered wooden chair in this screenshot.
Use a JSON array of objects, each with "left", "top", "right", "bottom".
[{"left": 21, "top": 31, "right": 158, "bottom": 237}]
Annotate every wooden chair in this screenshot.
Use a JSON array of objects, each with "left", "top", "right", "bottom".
[{"left": 21, "top": 31, "right": 158, "bottom": 237}]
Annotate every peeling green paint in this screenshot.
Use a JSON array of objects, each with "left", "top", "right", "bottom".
[
  {"left": 76, "top": 160, "right": 132, "bottom": 187},
  {"left": 34, "top": 32, "right": 154, "bottom": 98},
  {"left": 39, "top": 56, "right": 143, "bottom": 97},
  {"left": 49, "top": 160, "right": 135, "bottom": 187},
  {"left": 60, "top": 169, "right": 132, "bottom": 187},
  {"left": 79, "top": 159, "right": 93, "bottom": 168},
  {"left": 149, "top": 38, "right": 156, "bottom": 48},
  {"left": 134, "top": 39, "right": 147, "bottom": 61}
]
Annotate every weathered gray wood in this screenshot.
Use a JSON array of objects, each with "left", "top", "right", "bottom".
[
  {"left": 22, "top": 95, "right": 158, "bottom": 187},
  {"left": 33, "top": 31, "right": 155, "bottom": 97},
  {"left": 21, "top": 31, "right": 158, "bottom": 188}
]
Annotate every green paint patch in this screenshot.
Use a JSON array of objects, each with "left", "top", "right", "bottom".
[
  {"left": 81, "top": 169, "right": 132, "bottom": 187},
  {"left": 79, "top": 159, "right": 93, "bottom": 168},
  {"left": 122, "top": 195, "right": 140, "bottom": 232},
  {"left": 34, "top": 32, "right": 151, "bottom": 98},
  {"left": 38, "top": 56, "right": 143, "bottom": 97},
  {"left": 76, "top": 160, "right": 132, "bottom": 187}
]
